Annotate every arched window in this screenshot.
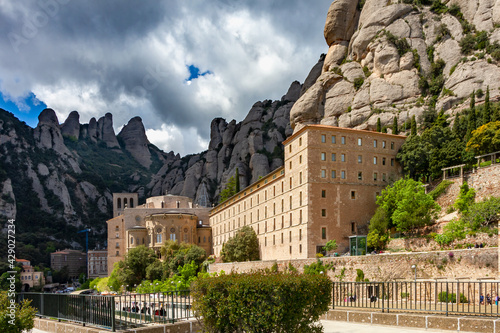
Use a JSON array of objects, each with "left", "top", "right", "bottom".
[
  {"left": 130, "top": 198, "right": 134, "bottom": 208},
  {"left": 117, "top": 198, "right": 121, "bottom": 209},
  {"left": 130, "top": 237, "right": 134, "bottom": 245},
  {"left": 124, "top": 198, "right": 128, "bottom": 208}
]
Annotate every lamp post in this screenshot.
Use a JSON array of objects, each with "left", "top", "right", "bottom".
[{"left": 411, "top": 265, "right": 417, "bottom": 281}]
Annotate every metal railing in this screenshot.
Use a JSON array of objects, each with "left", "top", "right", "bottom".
[
  {"left": 333, "top": 281, "right": 500, "bottom": 316},
  {"left": 19, "top": 290, "right": 194, "bottom": 331},
  {"left": 19, "top": 293, "right": 116, "bottom": 330}
]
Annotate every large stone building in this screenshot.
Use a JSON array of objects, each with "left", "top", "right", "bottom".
[
  {"left": 50, "top": 249, "right": 87, "bottom": 280},
  {"left": 107, "top": 193, "right": 212, "bottom": 275},
  {"left": 210, "top": 125, "right": 406, "bottom": 260}
]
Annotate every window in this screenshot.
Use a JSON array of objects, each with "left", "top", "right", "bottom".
[
  {"left": 299, "top": 229, "right": 302, "bottom": 241},
  {"left": 281, "top": 232, "right": 284, "bottom": 244},
  {"left": 321, "top": 169, "right": 326, "bottom": 178},
  {"left": 289, "top": 196, "right": 292, "bottom": 209},
  {"left": 341, "top": 154, "right": 346, "bottom": 162},
  {"left": 331, "top": 135, "right": 336, "bottom": 144},
  {"left": 299, "top": 192, "right": 302, "bottom": 205},
  {"left": 373, "top": 157, "right": 377, "bottom": 165},
  {"left": 391, "top": 141, "right": 395, "bottom": 149},
  {"left": 358, "top": 155, "right": 362, "bottom": 163},
  {"left": 321, "top": 190, "right": 326, "bottom": 198},
  {"left": 289, "top": 161, "right": 292, "bottom": 169},
  {"left": 273, "top": 235, "right": 276, "bottom": 245},
  {"left": 300, "top": 244, "right": 302, "bottom": 253},
  {"left": 341, "top": 136, "right": 346, "bottom": 144},
  {"left": 130, "top": 237, "right": 134, "bottom": 244},
  {"left": 374, "top": 172, "right": 378, "bottom": 181},
  {"left": 169, "top": 233, "right": 175, "bottom": 241},
  {"left": 341, "top": 170, "right": 346, "bottom": 179},
  {"left": 321, "top": 152, "right": 326, "bottom": 161},
  {"left": 391, "top": 158, "right": 395, "bottom": 166},
  {"left": 299, "top": 137, "right": 302, "bottom": 146},
  {"left": 351, "top": 191, "right": 356, "bottom": 199},
  {"left": 358, "top": 138, "right": 362, "bottom": 146},
  {"left": 299, "top": 155, "right": 302, "bottom": 163},
  {"left": 321, "top": 227, "right": 326, "bottom": 239},
  {"left": 115, "top": 233, "right": 119, "bottom": 238},
  {"left": 290, "top": 246, "right": 292, "bottom": 254},
  {"left": 289, "top": 145, "right": 292, "bottom": 153},
  {"left": 331, "top": 153, "right": 336, "bottom": 161},
  {"left": 358, "top": 172, "right": 363, "bottom": 180},
  {"left": 265, "top": 237, "right": 267, "bottom": 246},
  {"left": 290, "top": 213, "right": 292, "bottom": 226},
  {"left": 299, "top": 172, "right": 302, "bottom": 184},
  {"left": 289, "top": 231, "right": 292, "bottom": 242},
  {"left": 382, "top": 140, "right": 386, "bottom": 148},
  {"left": 321, "top": 209, "right": 326, "bottom": 217},
  {"left": 321, "top": 134, "right": 326, "bottom": 143},
  {"left": 382, "top": 158, "right": 386, "bottom": 165},
  {"left": 157, "top": 234, "right": 163, "bottom": 243},
  {"left": 116, "top": 242, "right": 119, "bottom": 248},
  {"left": 351, "top": 222, "right": 356, "bottom": 234},
  {"left": 374, "top": 140, "right": 378, "bottom": 148},
  {"left": 383, "top": 173, "right": 387, "bottom": 181}
]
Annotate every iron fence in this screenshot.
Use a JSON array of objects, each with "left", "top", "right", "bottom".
[
  {"left": 19, "top": 290, "right": 194, "bottom": 331},
  {"left": 333, "top": 281, "right": 500, "bottom": 316}
]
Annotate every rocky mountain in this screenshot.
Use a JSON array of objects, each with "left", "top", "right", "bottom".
[
  {"left": 291, "top": 0, "right": 500, "bottom": 132},
  {"left": 1, "top": 0, "right": 500, "bottom": 266}
]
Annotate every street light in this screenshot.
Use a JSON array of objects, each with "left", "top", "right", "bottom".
[{"left": 411, "top": 265, "right": 417, "bottom": 281}]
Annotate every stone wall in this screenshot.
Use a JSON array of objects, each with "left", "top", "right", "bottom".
[
  {"left": 468, "top": 164, "right": 500, "bottom": 201},
  {"left": 209, "top": 248, "right": 498, "bottom": 281},
  {"left": 34, "top": 317, "right": 201, "bottom": 333}
]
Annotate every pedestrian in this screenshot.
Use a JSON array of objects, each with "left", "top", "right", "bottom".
[{"left": 480, "top": 293, "right": 484, "bottom": 305}]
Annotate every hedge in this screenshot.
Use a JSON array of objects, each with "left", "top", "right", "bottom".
[{"left": 191, "top": 272, "right": 332, "bottom": 332}]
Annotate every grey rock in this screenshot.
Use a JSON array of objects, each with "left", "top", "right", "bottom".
[
  {"left": 117, "top": 116, "right": 152, "bottom": 168},
  {"left": 324, "top": 0, "right": 359, "bottom": 45},
  {"left": 60, "top": 111, "right": 80, "bottom": 140}
]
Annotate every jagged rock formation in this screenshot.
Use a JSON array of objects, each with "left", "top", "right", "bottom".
[
  {"left": 117, "top": 117, "right": 152, "bottom": 169},
  {"left": 61, "top": 110, "right": 80, "bottom": 140},
  {"left": 291, "top": 0, "right": 500, "bottom": 132}
]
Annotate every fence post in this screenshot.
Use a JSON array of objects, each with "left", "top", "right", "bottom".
[
  {"left": 332, "top": 282, "right": 335, "bottom": 309},
  {"left": 40, "top": 293, "right": 44, "bottom": 316},
  {"left": 382, "top": 283, "right": 385, "bottom": 313},
  {"left": 111, "top": 296, "right": 116, "bottom": 332},
  {"left": 446, "top": 283, "right": 449, "bottom": 316}
]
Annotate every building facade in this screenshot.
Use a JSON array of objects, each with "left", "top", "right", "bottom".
[
  {"left": 87, "top": 249, "right": 108, "bottom": 279},
  {"left": 50, "top": 249, "right": 87, "bottom": 280},
  {"left": 16, "top": 259, "right": 45, "bottom": 291},
  {"left": 107, "top": 193, "right": 212, "bottom": 275},
  {"left": 210, "top": 125, "right": 406, "bottom": 260}
]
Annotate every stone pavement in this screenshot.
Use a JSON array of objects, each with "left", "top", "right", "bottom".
[{"left": 321, "top": 320, "right": 454, "bottom": 333}]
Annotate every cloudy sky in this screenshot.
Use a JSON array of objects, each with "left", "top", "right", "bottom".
[{"left": 0, "top": 0, "right": 332, "bottom": 156}]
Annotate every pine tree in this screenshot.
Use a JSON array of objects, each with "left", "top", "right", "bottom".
[
  {"left": 376, "top": 118, "right": 381, "bottom": 132},
  {"left": 452, "top": 114, "right": 460, "bottom": 138},
  {"left": 392, "top": 116, "right": 399, "bottom": 134},
  {"left": 411, "top": 115, "right": 417, "bottom": 136},
  {"left": 466, "top": 91, "right": 476, "bottom": 141},
  {"left": 483, "top": 86, "right": 491, "bottom": 125}
]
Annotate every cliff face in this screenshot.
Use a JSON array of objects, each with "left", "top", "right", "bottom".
[
  {"left": 2, "top": 0, "right": 500, "bottom": 265},
  {"left": 291, "top": 0, "right": 500, "bottom": 132}
]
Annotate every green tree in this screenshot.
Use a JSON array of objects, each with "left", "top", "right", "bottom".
[
  {"left": 221, "top": 225, "right": 260, "bottom": 262},
  {"left": 219, "top": 175, "right": 237, "bottom": 203},
  {"left": 111, "top": 245, "right": 157, "bottom": 287},
  {"left": 462, "top": 196, "right": 500, "bottom": 229},
  {"left": 367, "top": 207, "right": 390, "bottom": 250},
  {"left": 454, "top": 182, "right": 476, "bottom": 214},
  {"left": 377, "top": 118, "right": 382, "bottom": 132},
  {"left": 397, "top": 135, "right": 429, "bottom": 179},
  {"left": 160, "top": 241, "right": 206, "bottom": 276},
  {"left": 483, "top": 86, "right": 491, "bottom": 125},
  {"left": 322, "top": 240, "right": 338, "bottom": 253},
  {"left": 377, "top": 177, "right": 440, "bottom": 235},
  {"left": 411, "top": 115, "right": 417, "bottom": 136},
  {"left": 0, "top": 291, "right": 36, "bottom": 332},
  {"left": 466, "top": 91, "right": 477, "bottom": 141},
  {"left": 392, "top": 116, "right": 399, "bottom": 134},
  {"left": 466, "top": 121, "right": 500, "bottom": 155}
]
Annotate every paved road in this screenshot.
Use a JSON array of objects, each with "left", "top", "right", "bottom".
[{"left": 321, "top": 320, "right": 454, "bottom": 333}]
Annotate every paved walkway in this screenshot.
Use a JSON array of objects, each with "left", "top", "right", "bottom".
[
  {"left": 29, "top": 322, "right": 456, "bottom": 333},
  {"left": 320, "top": 320, "right": 454, "bottom": 333}
]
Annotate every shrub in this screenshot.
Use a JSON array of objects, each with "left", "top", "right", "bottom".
[
  {"left": 192, "top": 272, "right": 331, "bottom": 332},
  {"left": 438, "top": 291, "right": 468, "bottom": 303},
  {"left": 0, "top": 291, "right": 36, "bottom": 332},
  {"left": 429, "top": 180, "right": 453, "bottom": 200},
  {"left": 354, "top": 77, "right": 364, "bottom": 90}
]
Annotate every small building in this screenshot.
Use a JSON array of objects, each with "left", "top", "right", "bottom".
[
  {"left": 16, "top": 259, "right": 45, "bottom": 291},
  {"left": 87, "top": 249, "right": 108, "bottom": 279},
  {"left": 50, "top": 249, "right": 87, "bottom": 280}
]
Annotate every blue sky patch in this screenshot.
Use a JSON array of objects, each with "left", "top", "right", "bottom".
[
  {"left": 185, "top": 65, "right": 212, "bottom": 82},
  {"left": 0, "top": 91, "right": 47, "bottom": 127}
]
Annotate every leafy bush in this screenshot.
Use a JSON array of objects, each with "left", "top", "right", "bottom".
[
  {"left": 354, "top": 77, "right": 364, "bottom": 90},
  {"left": 304, "top": 259, "right": 332, "bottom": 275},
  {"left": 0, "top": 291, "right": 36, "bottom": 332},
  {"left": 429, "top": 180, "right": 453, "bottom": 200},
  {"left": 438, "top": 291, "right": 468, "bottom": 303},
  {"left": 435, "top": 219, "right": 468, "bottom": 245},
  {"left": 462, "top": 196, "right": 500, "bottom": 229},
  {"left": 221, "top": 226, "right": 260, "bottom": 263},
  {"left": 454, "top": 182, "right": 476, "bottom": 214},
  {"left": 192, "top": 272, "right": 331, "bottom": 333}
]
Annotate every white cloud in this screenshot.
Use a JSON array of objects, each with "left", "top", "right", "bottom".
[{"left": 146, "top": 124, "right": 209, "bottom": 156}]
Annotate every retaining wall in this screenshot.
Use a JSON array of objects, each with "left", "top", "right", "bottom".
[{"left": 209, "top": 248, "right": 498, "bottom": 281}]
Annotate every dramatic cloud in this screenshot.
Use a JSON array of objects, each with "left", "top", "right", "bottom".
[{"left": 0, "top": 0, "right": 331, "bottom": 155}]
